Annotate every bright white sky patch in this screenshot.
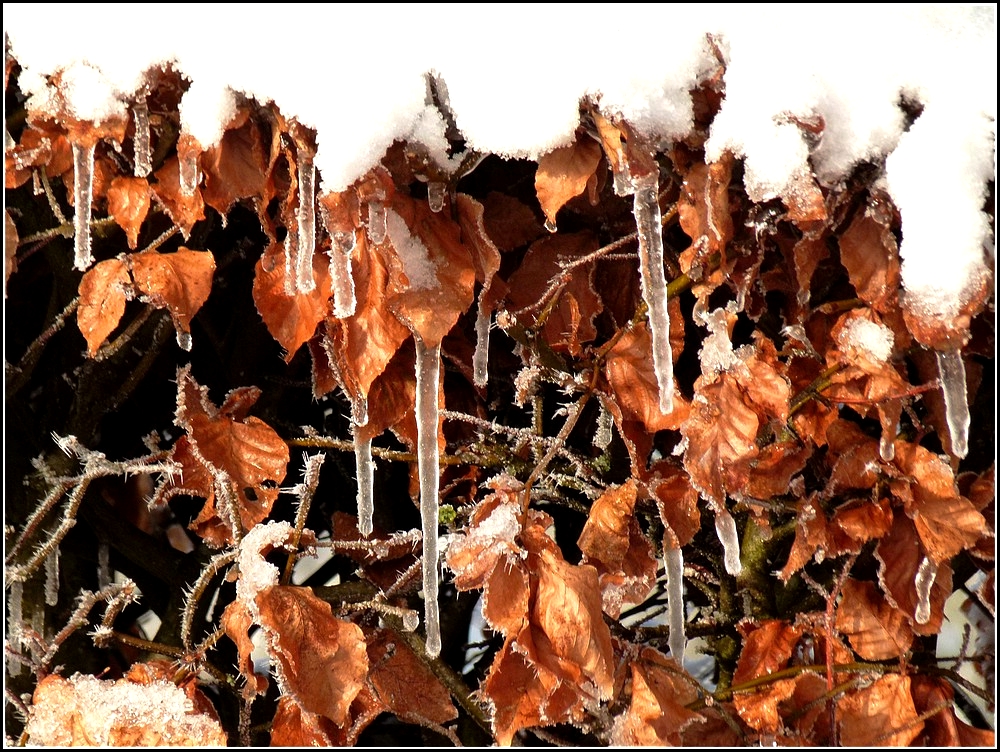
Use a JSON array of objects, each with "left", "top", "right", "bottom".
[{"left": 5, "top": 4, "right": 995, "bottom": 318}]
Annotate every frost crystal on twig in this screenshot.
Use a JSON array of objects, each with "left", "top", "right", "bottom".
[
  {"left": 715, "top": 509, "right": 742, "bottom": 576},
  {"left": 72, "top": 142, "right": 95, "bottom": 270},
  {"left": 132, "top": 97, "right": 151, "bottom": 177},
  {"left": 664, "top": 546, "right": 686, "bottom": 664},
  {"left": 414, "top": 336, "right": 442, "bottom": 657},
  {"left": 631, "top": 170, "right": 674, "bottom": 414},
  {"left": 330, "top": 231, "right": 357, "bottom": 318},
  {"left": 295, "top": 152, "right": 317, "bottom": 293},
  {"left": 354, "top": 429, "right": 375, "bottom": 537},
  {"left": 936, "top": 349, "right": 970, "bottom": 458}
]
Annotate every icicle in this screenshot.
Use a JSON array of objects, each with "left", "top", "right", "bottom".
[
  {"left": 473, "top": 301, "right": 491, "bottom": 388},
  {"left": 132, "top": 98, "right": 151, "bottom": 177},
  {"left": 914, "top": 556, "right": 938, "bottom": 625},
  {"left": 414, "top": 336, "right": 442, "bottom": 656},
  {"left": 544, "top": 218, "right": 558, "bottom": 233},
  {"left": 44, "top": 548, "right": 59, "bottom": 607},
  {"left": 664, "top": 546, "right": 686, "bottom": 664},
  {"left": 330, "top": 231, "right": 357, "bottom": 318},
  {"left": 593, "top": 403, "right": 613, "bottom": 450},
  {"left": 72, "top": 141, "right": 95, "bottom": 271},
  {"left": 295, "top": 153, "right": 317, "bottom": 293},
  {"left": 612, "top": 159, "right": 632, "bottom": 197},
  {"left": 355, "top": 428, "right": 375, "bottom": 537},
  {"left": 7, "top": 581, "right": 23, "bottom": 677},
  {"left": 715, "top": 509, "right": 742, "bottom": 576},
  {"left": 176, "top": 330, "right": 193, "bottom": 352},
  {"left": 631, "top": 170, "right": 674, "bottom": 414},
  {"left": 936, "top": 350, "right": 970, "bottom": 459},
  {"left": 283, "top": 232, "right": 297, "bottom": 297},
  {"left": 427, "top": 181, "right": 446, "bottom": 213},
  {"left": 879, "top": 428, "right": 896, "bottom": 463},
  {"left": 367, "top": 201, "right": 387, "bottom": 245},
  {"left": 98, "top": 542, "right": 110, "bottom": 589},
  {"left": 179, "top": 151, "right": 199, "bottom": 196}
]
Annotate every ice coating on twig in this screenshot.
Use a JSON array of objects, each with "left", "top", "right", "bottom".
[
  {"left": 355, "top": 428, "right": 375, "bottom": 537},
  {"left": 914, "top": 556, "right": 938, "bottom": 625},
  {"left": 414, "top": 336, "right": 442, "bottom": 656},
  {"left": 715, "top": 509, "right": 742, "bottom": 576},
  {"left": 330, "top": 231, "right": 357, "bottom": 318},
  {"left": 664, "top": 546, "right": 686, "bottom": 664},
  {"left": 473, "top": 301, "right": 491, "bottom": 388},
  {"left": 132, "top": 98, "right": 151, "bottom": 177},
  {"left": 631, "top": 170, "right": 674, "bottom": 414},
  {"left": 936, "top": 349, "right": 970, "bottom": 459},
  {"left": 72, "top": 142, "right": 95, "bottom": 270},
  {"left": 7, "top": 581, "right": 23, "bottom": 676},
  {"left": 295, "top": 153, "right": 317, "bottom": 293},
  {"left": 44, "top": 547, "right": 59, "bottom": 606},
  {"left": 592, "top": 403, "right": 613, "bottom": 450}
]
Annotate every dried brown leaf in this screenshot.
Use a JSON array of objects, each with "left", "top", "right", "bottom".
[
  {"left": 837, "top": 674, "right": 924, "bottom": 746},
  {"left": 106, "top": 176, "right": 151, "bottom": 249},
  {"left": 77, "top": 257, "right": 131, "bottom": 356},
  {"left": 131, "top": 247, "right": 215, "bottom": 340},
  {"left": 535, "top": 137, "right": 603, "bottom": 226},
  {"left": 835, "top": 578, "right": 913, "bottom": 660}
]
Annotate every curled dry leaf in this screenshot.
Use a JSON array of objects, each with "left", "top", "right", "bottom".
[
  {"left": 837, "top": 674, "right": 924, "bottom": 746},
  {"left": 26, "top": 672, "right": 226, "bottom": 747},
  {"left": 106, "top": 176, "right": 151, "bottom": 249},
  {"left": 835, "top": 578, "right": 913, "bottom": 660},
  {"left": 77, "top": 256, "right": 131, "bottom": 356},
  {"left": 269, "top": 696, "right": 337, "bottom": 747},
  {"left": 131, "top": 247, "right": 215, "bottom": 341},
  {"left": 535, "top": 136, "right": 603, "bottom": 227},
  {"left": 733, "top": 619, "right": 802, "bottom": 686},
  {"left": 610, "top": 648, "right": 703, "bottom": 745},
  {"left": 253, "top": 240, "right": 333, "bottom": 362},
  {"left": 151, "top": 157, "right": 206, "bottom": 237},
  {"left": 201, "top": 109, "right": 269, "bottom": 216},
  {"left": 255, "top": 585, "right": 368, "bottom": 727}
]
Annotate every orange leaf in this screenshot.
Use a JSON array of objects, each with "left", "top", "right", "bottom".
[
  {"left": 605, "top": 314, "right": 688, "bottom": 432},
  {"left": 201, "top": 111, "right": 269, "bottom": 216},
  {"left": 652, "top": 461, "right": 702, "bottom": 548},
  {"left": 837, "top": 674, "right": 924, "bottom": 746},
  {"left": 875, "top": 516, "right": 952, "bottom": 635},
  {"left": 77, "top": 257, "right": 131, "bottom": 356},
  {"left": 131, "top": 247, "right": 215, "bottom": 342},
  {"left": 366, "top": 628, "right": 458, "bottom": 724},
  {"left": 106, "top": 176, "right": 151, "bottom": 249},
  {"left": 835, "top": 578, "right": 913, "bottom": 660},
  {"left": 221, "top": 599, "right": 268, "bottom": 696},
  {"left": 256, "top": 585, "right": 368, "bottom": 727},
  {"left": 535, "top": 137, "right": 603, "bottom": 227},
  {"left": 384, "top": 193, "right": 477, "bottom": 347},
  {"left": 733, "top": 620, "right": 802, "bottom": 685},
  {"left": 253, "top": 241, "right": 332, "bottom": 361},
  {"left": 26, "top": 672, "right": 226, "bottom": 746},
  {"left": 838, "top": 197, "right": 901, "bottom": 315},
  {"left": 733, "top": 676, "right": 798, "bottom": 733},
  {"left": 481, "top": 639, "right": 555, "bottom": 746},
  {"left": 269, "top": 696, "right": 336, "bottom": 747},
  {"left": 151, "top": 156, "right": 206, "bottom": 237},
  {"left": 611, "top": 648, "right": 703, "bottom": 745}
]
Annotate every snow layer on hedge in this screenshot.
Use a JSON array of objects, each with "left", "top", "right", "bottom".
[{"left": 5, "top": 4, "right": 994, "bottom": 315}]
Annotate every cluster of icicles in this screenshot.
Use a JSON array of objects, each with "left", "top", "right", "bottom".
[{"left": 64, "top": 101, "right": 974, "bottom": 660}]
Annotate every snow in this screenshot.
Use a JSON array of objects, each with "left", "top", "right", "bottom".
[{"left": 837, "top": 317, "right": 894, "bottom": 363}]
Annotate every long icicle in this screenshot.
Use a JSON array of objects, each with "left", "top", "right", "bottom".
[
  {"left": 414, "top": 336, "right": 442, "bottom": 656},
  {"left": 72, "top": 141, "right": 95, "bottom": 270},
  {"left": 355, "top": 427, "right": 375, "bottom": 537},
  {"left": 935, "top": 349, "right": 970, "bottom": 458},
  {"left": 664, "top": 545, "right": 686, "bottom": 664},
  {"left": 295, "top": 152, "right": 317, "bottom": 293},
  {"left": 132, "top": 97, "right": 152, "bottom": 177},
  {"left": 472, "top": 298, "right": 491, "bottom": 388},
  {"left": 330, "top": 231, "right": 357, "bottom": 318},
  {"left": 631, "top": 170, "right": 674, "bottom": 414},
  {"left": 914, "top": 556, "right": 938, "bottom": 625}
]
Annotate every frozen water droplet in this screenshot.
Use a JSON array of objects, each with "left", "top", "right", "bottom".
[
  {"left": 402, "top": 610, "right": 419, "bottom": 633},
  {"left": 414, "top": 336, "right": 442, "bottom": 657},
  {"left": 367, "top": 201, "right": 387, "bottom": 245},
  {"left": 176, "top": 329, "right": 193, "bottom": 351},
  {"left": 879, "top": 431, "right": 895, "bottom": 462},
  {"left": 914, "top": 556, "right": 937, "bottom": 624},
  {"left": 631, "top": 170, "right": 674, "bottom": 414},
  {"left": 261, "top": 252, "right": 277, "bottom": 273},
  {"left": 936, "top": 349, "right": 970, "bottom": 458},
  {"left": 132, "top": 98, "right": 151, "bottom": 177},
  {"left": 473, "top": 302, "right": 491, "bottom": 388},
  {"left": 715, "top": 509, "right": 742, "bottom": 576},
  {"left": 295, "top": 153, "right": 317, "bottom": 294},
  {"left": 330, "top": 231, "right": 357, "bottom": 318},
  {"left": 544, "top": 218, "right": 558, "bottom": 233},
  {"left": 72, "top": 142, "right": 95, "bottom": 270},
  {"left": 179, "top": 151, "right": 199, "bottom": 196},
  {"left": 427, "top": 181, "right": 446, "bottom": 213},
  {"left": 355, "top": 429, "right": 375, "bottom": 537},
  {"left": 664, "top": 546, "right": 686, "bottom": 664}
]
